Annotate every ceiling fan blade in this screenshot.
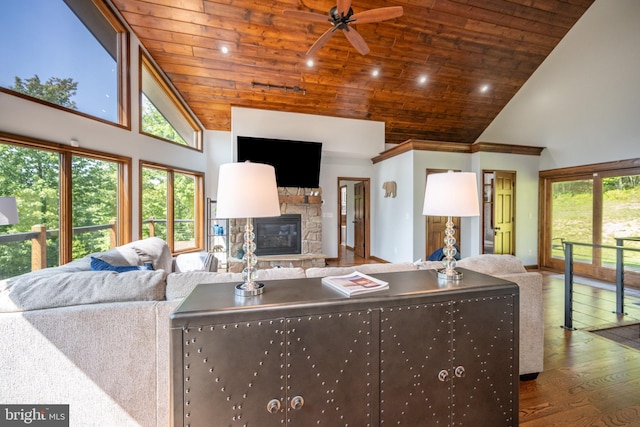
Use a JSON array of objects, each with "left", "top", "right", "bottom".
[
  {"left": 337, "top": 0, "right": 352, "bottom": 17},
  {"left": 351, "top": 6, "right": 404, "bottom": 24},
  {"left": 343, "top": 27, "right": 370, "bottom": 55},
  {"left": 307, "top": 27, "right": 337, "bottom": 56},
  {"left": 283, "top": 9, "right": 330, "bottom": 23}
]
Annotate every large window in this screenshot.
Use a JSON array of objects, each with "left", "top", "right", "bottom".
[
  {"left": 541, "top": 160, "right": 640, "bottom": 284},
  {"left": 140, "top": 51, "right": 202, "bottom": 149},
  {"left": 0, "top": 0, "right": 128, "bottom": 126},
  {"left": 140, "top": 163, "right": 204, "bottom": 253},
  {"left": 0, "top": 133, "right": 131, "bottom": 280}
]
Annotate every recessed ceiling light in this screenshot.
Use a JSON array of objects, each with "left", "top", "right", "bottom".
[
  {"left": 306, "top": 59, "right": 314, "bottom": 67},
  {"left": 419, "top": 75, "right": 428, "bottom": 84},
  {"left": 221, "top": 46, "right": 229, "bottom": 54},
  {"left": 372, "top": 69, "right": 380, "bottom": 77},
  {"left": 480, "top": 84, "right": 490, "bottom": 93}
]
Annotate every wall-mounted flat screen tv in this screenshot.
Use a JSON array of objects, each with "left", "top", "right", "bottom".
[{"left": 237, "top": 136, "right": 323, "bottom": 188}]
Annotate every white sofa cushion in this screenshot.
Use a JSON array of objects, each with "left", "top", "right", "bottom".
[
  {"left": 456, "top": 254, "right": 527, "bottom": 275},
  {"left": 0, "top": 269, "right": 166, "bottom": 312},
  {"left": 419, "top": 255, "right": 527, "bottom": 276},
  {"left": 173, "top": 252, "right": 218, "bottom": 272}
]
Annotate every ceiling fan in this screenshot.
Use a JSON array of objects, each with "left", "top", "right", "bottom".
[{"left": 283, "top": 0, "right": 403, "bottom": 56}]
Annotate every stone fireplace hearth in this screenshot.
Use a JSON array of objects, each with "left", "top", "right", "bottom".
[{"left": 227, "top": 187, "right": 325, "bottom": 270}]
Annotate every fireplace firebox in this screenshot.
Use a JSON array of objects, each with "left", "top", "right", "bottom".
[{"left": 254, "top": 214, "right": 301, "bottom": 256}]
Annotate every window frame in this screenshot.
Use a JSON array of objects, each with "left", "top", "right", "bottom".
[
  {"left": 0, "top": 131, "right": 132, "bottom": 266},
  {"left": 0, "top": 0, "right": 130, "bottom": 129},
  {"left": 138, "top": 49, "right": 203, "bottom": 150},
  {"left": 139, "top": 161, "right": 205, "bottom": 253},
  {"left": 539, "top": 158, "right": 640, "bottom": 284}
]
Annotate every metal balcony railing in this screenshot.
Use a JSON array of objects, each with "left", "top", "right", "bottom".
[{"left": 562, "top": 238, "right": 640, "bottom": 330}]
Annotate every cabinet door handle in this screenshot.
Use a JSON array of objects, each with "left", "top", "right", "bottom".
[
  {"left": 454, "top": 366, "right": 466, "bottom": 378},
  {"left": 266, "top": 399, "right": 281, "bottom": 414},
  {"left": 290, "top": 395, "right": 305, "bottom": 410},
  {"left": 437, "top": 369, "right": 449, "bottom": 382}
]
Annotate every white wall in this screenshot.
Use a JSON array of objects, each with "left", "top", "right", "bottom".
[
  {"left": 412, "top": 151, "right": 472, "bottom": 260},
  {"left": 478, "top": 0, "right": 640, "bottom": 170},
  {"left": 315, "top": 155, "right": 376, "bottom": 258},
  {"left": 0, "top": 96, "right": 206, "bottom": 240},
  {"left": 206, "top": 116, "right": 542, "bottom": 264},
  {"left": 472, "top": 152, "right": 540, "bottom": 266},
  {"left": 230, "top": 107, "right": 385, "bottom": 160},
  {"left": 372, "top": 150, "right": 415, "bottom": 262},
  {"left": 206, "top": 129, "right": 233, "bottom": 199},
  {"left": 229, "top": 107, "right": 385, "bottom": 258}
]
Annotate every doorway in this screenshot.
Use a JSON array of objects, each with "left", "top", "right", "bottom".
[
  {"left": 337, "top": 178, "right": 370, "bottom": 260},
  {"left": 482, "top": 170, "right": 516, "bottom": 255}
]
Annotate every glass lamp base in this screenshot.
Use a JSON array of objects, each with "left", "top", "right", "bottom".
[
  {"left": 235, "top": 282, "right": 265, "bottom": 297},
  {"left": 436, "top": 268, "right": 463, "bottom": 281}
]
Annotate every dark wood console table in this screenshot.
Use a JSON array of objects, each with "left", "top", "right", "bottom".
[{"left": 170, "top": 268, "right": 519, "bottom": 426}]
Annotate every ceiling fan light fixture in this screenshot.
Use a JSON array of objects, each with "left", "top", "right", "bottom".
[{"left": 283, "top": 1, "right": 403, "bottom": 56}]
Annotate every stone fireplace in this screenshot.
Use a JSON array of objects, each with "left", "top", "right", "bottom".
[{"left": 228, "top": 187, "right": 325, "bottom": 270}]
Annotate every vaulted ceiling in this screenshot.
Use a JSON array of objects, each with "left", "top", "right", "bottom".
[{"left": 111, "top": 0, "right": 594, "bottom": 145}]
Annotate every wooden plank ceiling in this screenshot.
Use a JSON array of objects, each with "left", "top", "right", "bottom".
[{"left": 111, "top": 0, "right": 594, "bottom": 145}]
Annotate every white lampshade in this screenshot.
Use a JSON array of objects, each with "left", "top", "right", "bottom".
[
  {"left": 216, "top": 162, "right": 281, "bottom": 219},
  {"left": 423, "top": 171, "right": 480, "bottom": 217},
  {"left": 0, "top": 197, "right": 19, "bottom": 225}
]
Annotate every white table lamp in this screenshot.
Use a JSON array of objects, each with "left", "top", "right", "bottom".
[
  {"left": 216, "top": 162, "right": 281, "bottom": 296},
  {"left": 423, "top": 171, "right": 479, "bottom": 280}
]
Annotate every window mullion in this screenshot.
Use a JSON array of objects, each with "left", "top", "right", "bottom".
[
  {"left": 59, "top": 153, "right": 73, "bottom": 265},
  {"left": 592, "top": 175, "right": 603, "bottom": 267},
  {"left": 167, "top": 172, "right": 175, "bottom": 251},
  {"left": 118, "top": 162, "right": 132, "bottom": 244}
]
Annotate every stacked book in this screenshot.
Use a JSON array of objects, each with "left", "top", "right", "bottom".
[{"left": 321, "top": 271, "right": 389, "bottom": 296}]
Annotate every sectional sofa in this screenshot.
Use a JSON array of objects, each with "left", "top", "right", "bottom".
[{"left": 0, "top": 237, "right": 543, "bottom": 426}]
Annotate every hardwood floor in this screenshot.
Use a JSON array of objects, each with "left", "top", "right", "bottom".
[
  {"left": 325, "top": 245, "right": 380, "bottom": 267},
  {"left": 520, "top": 272, "right": 640, "bottom": 426},
  {"left": 330, "top": 249, "right": 640, "bottom": 425}
]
